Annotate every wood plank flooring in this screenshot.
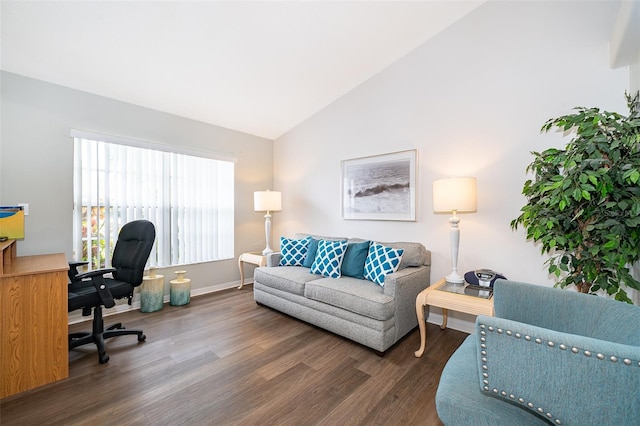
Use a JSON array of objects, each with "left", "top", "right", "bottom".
[{"left": 0, "top": 286, "right": 467, "bottom": 426}]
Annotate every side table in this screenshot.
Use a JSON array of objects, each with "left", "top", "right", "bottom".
[
  {"left": 238, "top": 252, "right": 267, "bottom": 289},
  {"left": 414, "top": 278, "right": 494, "bottom": 358}
]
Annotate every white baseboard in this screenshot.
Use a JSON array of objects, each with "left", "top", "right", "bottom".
[
  {"left": 68, "top": 279, "right": 250, "bottom": 325},
  {"left": 69, "top": 279, "right": 478, "bottom": 336},
  {"left": 425, "top": 308, "right": 476, "bottom": 334}
]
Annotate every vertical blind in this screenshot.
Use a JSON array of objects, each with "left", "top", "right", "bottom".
[{"left": 72, "top": 135, "right": 234, "bottom": 269}]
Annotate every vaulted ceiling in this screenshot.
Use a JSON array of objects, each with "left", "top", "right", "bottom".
[{"left": 1, "top": 1, "right": 485, "bottom": 139}]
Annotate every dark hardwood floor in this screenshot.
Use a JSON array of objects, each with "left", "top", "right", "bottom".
[{"left": 0, "top": 286, "right": 467, "bottom": 426}]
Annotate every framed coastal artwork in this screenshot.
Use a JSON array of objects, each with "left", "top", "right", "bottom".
[{"left": 341, "top": 149, "right": 416, "bottom": 221}]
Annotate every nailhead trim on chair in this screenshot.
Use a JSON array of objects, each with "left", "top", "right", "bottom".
[{"left": 478, "top": 323, "right": 640, "bottom": 426}]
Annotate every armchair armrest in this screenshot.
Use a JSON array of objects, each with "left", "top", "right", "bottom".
[
  {"left": 74, "top": 268, "right": 118, "bottom": 309},
  {"left": 476, "top": 315, "right": 640, "bottom": 425}
]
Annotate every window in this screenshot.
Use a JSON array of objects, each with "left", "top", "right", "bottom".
[{"left": 72, "top": 130, "right": 234, "bottom": 269}]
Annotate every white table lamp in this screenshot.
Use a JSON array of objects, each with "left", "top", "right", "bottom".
[
  {"left": 433, "top": 177, "right": 477, "bottom": 284},
  {"left": 254, "top": 190, "right": 282, "bottom": 255}
]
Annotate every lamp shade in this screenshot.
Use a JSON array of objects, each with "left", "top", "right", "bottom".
[
  {"left": 254, "top": 190, "right": 282, "bottom": 212},
  {"left": 433, "top": 177, "right": 477, "bottom": 213}
]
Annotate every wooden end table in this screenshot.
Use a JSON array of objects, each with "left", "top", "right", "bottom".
[
  {"left": 414, "top": 278, "right": 494, "bottom": 358},
  {"left": 237, "top": 252, "right": 267, "bottom": 289}
]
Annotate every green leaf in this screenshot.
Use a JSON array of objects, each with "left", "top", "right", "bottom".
[{"left": 572, "top": 188, "right": 582, "bottom": 201}]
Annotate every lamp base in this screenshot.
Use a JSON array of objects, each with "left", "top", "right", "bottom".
[
  {"left": 262, "top": 212, "right": 273, "bottom": 257},
  {"left": 445, "top": 272, "right": 464, "bottom": 284}
]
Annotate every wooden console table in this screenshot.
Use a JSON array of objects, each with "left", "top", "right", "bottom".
[{"left": 0, "top": 240, "right": 69, "bottom": 398}]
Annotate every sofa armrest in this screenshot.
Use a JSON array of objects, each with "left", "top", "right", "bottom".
[
  {"left": 382, "top": 265, "right": 429, "bottom": 297},
  {"left": 476, "top": 315, "right": 640, "bottom": 425},
  {"left": 383, "top": 265, "right": 430, "bottom": 338},
  {"left": 266, "top": 252, "right": 281, "bottom": 267}
]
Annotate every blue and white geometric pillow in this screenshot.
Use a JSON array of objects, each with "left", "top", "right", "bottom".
[
  {"left": 310, "top": 239, "right": 348, "bottom": 278},
  {"left": 363, "top": 242, "right": 404, "bottom": 286},
  {"left": 279, "top": 236, "right": 312, "bottom": 266}
]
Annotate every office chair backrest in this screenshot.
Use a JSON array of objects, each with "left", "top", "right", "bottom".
[{"left": 111, "top": 220, "right": 156, "bottom": 286}]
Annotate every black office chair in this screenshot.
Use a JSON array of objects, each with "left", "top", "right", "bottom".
[{"left": 68, "top": 219, "right": 156, "bottom": 364}]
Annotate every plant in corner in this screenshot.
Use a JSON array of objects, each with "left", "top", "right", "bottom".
[{"left": 511, "top": 92, "right": 640, "bottom": 303}]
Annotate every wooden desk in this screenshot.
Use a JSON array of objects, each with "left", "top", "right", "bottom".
[
  {"left": 0, "top": 240, "right": 69, "bottom": 398},
  {"left": 0, "top": 239, "right": 17, "bottom": 275}
]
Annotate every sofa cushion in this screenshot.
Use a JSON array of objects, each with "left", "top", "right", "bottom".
[
  {"left": 364, "top": 242, "right": 404, "bottom": 286},
  {"left": 296, "top": 235, "right": 430, "bottom": 270},
  {"left": 254, "top": 265, "right": 322, "bottom": 296},
  {"left": 377, "top": 241, "right": 429, "bottom": 270},
  {"left": 310, "top": 239, "right": 348, "bottom": 278},
  {"left": 304, "top": 276, "right": 395, "bottom": 321},
  {"left": 341, "top": 240, "right": 370, "bottom": 279},
  {"left": 279, "top": 236, "right": 311, "bottom": 266},
  {"left": 295, "top": 233, "right": 348, "bottom": 242}
]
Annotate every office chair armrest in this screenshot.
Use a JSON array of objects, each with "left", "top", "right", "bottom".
[
  {"left": 68, "top": 260, "right": 89, "bottom": 282},
  {"left": 74, "top": 267, "right": 117, "bottom": 281},
  {"left": 75, "top": 268, "right": 118, "bottom": 309}
]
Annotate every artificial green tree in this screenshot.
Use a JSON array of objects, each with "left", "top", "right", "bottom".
[{"left": 511, "top": 92, "right": 640, "bottom": 303}]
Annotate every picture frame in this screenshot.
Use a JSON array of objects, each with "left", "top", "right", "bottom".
[{"left": 341, "top": 149, "right": 416, "bottom": 221}]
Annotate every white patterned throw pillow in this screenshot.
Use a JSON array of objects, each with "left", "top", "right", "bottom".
[
  {"left": 310, "top": 239, "right": 348, "bottom": 278},
  {"left": 364, "top": 242, "right": 404, "bottom": 286},
  {"left": 279, "top": 236, "right": 311, "bottom": 266}
]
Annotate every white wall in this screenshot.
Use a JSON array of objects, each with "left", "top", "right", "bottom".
[
  {"left": 1, "top": 71, "right": 273, "bottom": 293},
  {"left": 612, "top": 0, "right": 640, "bottom": 303},
  {"left": 610, "top": 0, "right": 640, "bottom": 91},
  {"left": 632, "top": 63, "right": 640, "bottom": 92},
  {"left": 273, "top": 1, "right": 629, "bottom": 329}
]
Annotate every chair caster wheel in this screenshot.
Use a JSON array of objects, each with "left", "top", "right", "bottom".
[
  {"left": 99, "top": 354, "right": 109, "bottom": 364},
  {"left": 138, "top": 334, "right": 146, "bottom": 342}
]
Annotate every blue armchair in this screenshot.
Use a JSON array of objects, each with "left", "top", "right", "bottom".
[{"left": 436, "top": 279, "right": 640, "bottom": 425}]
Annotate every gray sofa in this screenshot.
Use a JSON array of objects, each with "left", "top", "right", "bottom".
[{"left": 253, "top": 235, "right": 431, "bottom": 353}]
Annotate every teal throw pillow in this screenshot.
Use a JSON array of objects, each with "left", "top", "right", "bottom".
[
  {"left": 364, "top": 242, "right": 404, "bottom": 286},
  {"left": 302, "top": 238, "right": 320, "bottom": 268},
  {"left": 341, "top": 240, "right": 371, "bottom": 279},
  {"left": 310, "top": 239, "right": 348, "bottom": 278},
  {"left": 279, "top": 236, "right": 311, "bottom": 266}
]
